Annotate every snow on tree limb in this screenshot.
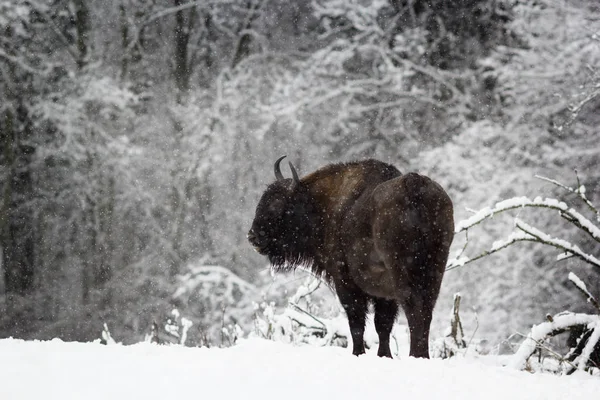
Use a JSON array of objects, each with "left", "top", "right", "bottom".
[
  {"left": 455, "top": 196, "right": 600, "bottom": 244},
  {"left": 569, "top": 272, "right": 600, "bottom": 312},
  {"left": 509, "top": 312, "right": 600, "bottom": 370},
  {"left": 514, "top": 219, "right": 600, "bottom": 269},
  {"left": 569, "top": 272, "right": 590, "bottom": 295},
  {"left": 0, "top": 48, "right": 50, "bottom": 76},
  {"left": 535, "top": 174, "right": 599, "bottom": 222},
  {"left": 446, "top": 231, "right": 535, "bottom": 271},
  {"left": 447, "top": 197, "right": 600, "bottom": 271},
  {"left": 577, "top": 323, "right": 600, "bottom": 370}
]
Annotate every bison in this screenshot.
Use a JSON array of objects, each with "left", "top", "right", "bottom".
[{"left": 248, "top": 157, "right": 454, "bottom": 358}]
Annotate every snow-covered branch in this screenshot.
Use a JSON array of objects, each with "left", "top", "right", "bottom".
[
  {"left": 565, "top": 85, "right": 600, "bottom": 130},
  {"left": 514, "top": 219, "right": 600, "bottom": 269},
  {"left": 569, "top": 272, "right": 600, "bottom": 312},
  {"left": 577, "top": 324, "right": 600, "bottom": 371},
  {"left": 455, "top": 196, "right": 600, "bottom": 243},
  {"left": 510, "top": 312, "right": 600, "bottom": 370},
  {"left": 448, "top": 172, "right": 600, "bottom": 276},
  {"left": 0, "top": 49, "right": 50, "bottom": 76},
  {"left": 448, "top": 217, "right": 600, "bottom": 271},
  {"left": 446, "top": 231, "right": 535, "bottom": 271},
  {"left": 535, "top": 174, "right": 599, "bottom": 221}
]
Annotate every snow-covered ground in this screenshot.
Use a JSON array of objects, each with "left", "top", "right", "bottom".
[{"left": 1, "top": 338, "right": 598, "bottom": 400}]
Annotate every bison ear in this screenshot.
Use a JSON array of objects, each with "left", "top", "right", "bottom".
[
  {"left": 274, "top": 155, "right": 286, "bottom": 181},
  {"left": 288, "top": 161, "right": 301, "bottom": 187}
]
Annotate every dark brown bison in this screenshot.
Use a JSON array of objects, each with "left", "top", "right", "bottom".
[{"left": 248, "top": 157, "right": 454, "bottom": 358}]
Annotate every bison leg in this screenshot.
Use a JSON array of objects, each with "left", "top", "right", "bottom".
[
  {"left": 374, "top": 298, "right": 398, "bottom": 358},
  {"left": 401, "top": 293, "right": 435, "bottom": 359},
  {"left": 337, "top": 287, "right": 368, "bottom": 356}
]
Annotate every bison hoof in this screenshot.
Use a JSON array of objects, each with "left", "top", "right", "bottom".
[
  {"left": 352, "top": 348, "right": 366, "bottom": 357},
  {"left": 377, "top": 350, "right": 393, "bottom": 358}
]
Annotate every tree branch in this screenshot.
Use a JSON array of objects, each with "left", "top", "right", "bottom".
[
  {"left": 446, "top": 230, "right": 535, "bottom": 271},
  {"left": 568, "top": 272, "right": 600, "bottom": 312},
  {"left": 0, "top": 49, "right": 50, "bottom": 76},
  {"left": 535, "top": 173, "right": 599, "bottom": 221},
  {"left": 455, "top": 196, "right": 600, "bottom": 244},
  {"left": 514, "top": 219, "right": 600, "bottom": 269},
  {"left": 287, "top": 302, "right": 327, "bottom": 330}
]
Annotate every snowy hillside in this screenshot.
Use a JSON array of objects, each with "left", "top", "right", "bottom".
[{"left": 1, "top": 339, "right": 598, "bottom": 400}]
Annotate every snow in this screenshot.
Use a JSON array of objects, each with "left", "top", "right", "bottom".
[{"left": 1, "top": 339, "right": 599, "bottom": 400}]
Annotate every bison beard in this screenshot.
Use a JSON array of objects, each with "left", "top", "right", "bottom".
[{"left": 248, "top": 157, "right": 454, "bottom": 359}]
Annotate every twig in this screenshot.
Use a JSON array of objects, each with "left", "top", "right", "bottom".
[
  {"left": 568, "top": 272, "right": 600, "bottom": 312},
  {"left": 0, "top": 49, "right": 50, "bottom": 76},
  {"left": 464, "top": 308, "right": 480, "bottom": 355},
  {"left": 297, "top": 279, "right": 322, "bottom": 302},
  {"left": 567, "top": 87, "right": 600, "bottom": 126},
  {"left": 514, "top": 332, "right": 579, "bottom": 372},
  {"left": 535, "top": 174, "right": 599, "bottom": 220},
  {"left": 288, "top": 302, "right": 327, "bottom": 330},
  {"left": 446, "top": 231, "right": 535, "bottom": 271}
]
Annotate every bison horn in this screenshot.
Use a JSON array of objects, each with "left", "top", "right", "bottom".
[
  {"left": 274, "top": 155, "right": 286, "bottom": 181},
  {"left": 289, "top": 161, "right": 301, "bottom": 185}
]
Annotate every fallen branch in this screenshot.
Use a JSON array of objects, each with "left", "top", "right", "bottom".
[{"left": 510, "top": 312, "right": 600, "bottom": 370}]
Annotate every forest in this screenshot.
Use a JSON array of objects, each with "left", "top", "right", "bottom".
[{"left": 1, "top": 0, "right": 599, "bottom": 360}]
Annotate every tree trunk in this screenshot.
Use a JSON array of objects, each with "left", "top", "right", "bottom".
[
  {"left": 174, "top": 0, "right": 196, "bottom": 102},
  {"left": 1, "top": 109, "right": 35, "bottom": 296},
  {"left": 231, "top": 0, "right": 264, "bottom": 68},
  {"left": 119, "top": 1, "right": 129, "bottom": 79},
  {"left": 73, "top": 0, "right": 90, "bottom": 70}
]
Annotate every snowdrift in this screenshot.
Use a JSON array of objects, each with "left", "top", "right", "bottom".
[{"left": 1, "top": 338, "right": 598, "bottom": 400}]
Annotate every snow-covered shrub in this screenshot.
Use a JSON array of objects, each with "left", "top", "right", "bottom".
[
  {"left": 448, "top": 173, "right": 600, "bottom": 373},
  {"left": 250, "top": 277, "right": 346, "bottom": 346},
  {"left": 163, "top": 309, "right": 194, "bottom": 346},
  {"left": 252, "top": 276, "right": 410, "bottom": 356},
  {"left": 172, "top": 261, "right": 258, "bottom": 346}
]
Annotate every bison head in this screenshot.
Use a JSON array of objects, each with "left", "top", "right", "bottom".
[{"left": 248, "top": 156, "right": 319, "bottom": 269}]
